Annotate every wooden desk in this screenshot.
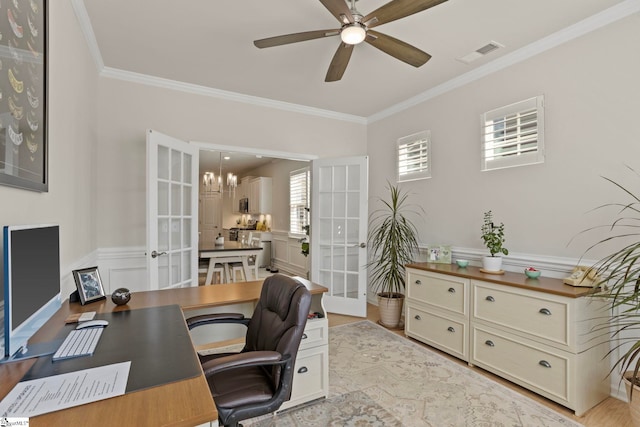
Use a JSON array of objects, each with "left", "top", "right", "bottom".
[
  {"left": 0, "top": 279, "right": 328, "bottom": 426},
  {"left": 199, "top": 241, "right": 263, "bottom": 284}
]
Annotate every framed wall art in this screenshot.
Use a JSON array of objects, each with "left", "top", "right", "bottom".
[
  {"left": 0, "top": 0, "right": 48, "bottom": 192},
  {"left": 427, "top": 244, "right": 452, "bottom": 264},
  {"left": 73, "top": 267, "right": 106, "bottom": 305}
]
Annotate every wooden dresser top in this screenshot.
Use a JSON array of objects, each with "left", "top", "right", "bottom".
[{"left": 406, "top": 262, "right": 597, "bottom": 298}]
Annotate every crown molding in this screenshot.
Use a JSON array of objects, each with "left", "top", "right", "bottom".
[
  {"left": 368, "top": 0, "right": 640, "bottom": 123},
  {"left": 71, "top": 0, "right": 104, "bottom": 71},
  {"left": 73, "top": 0, "right": 639, "bottom": 125},
  {"left": 99, "top": 67, "right": 367, "bottom": 124}
]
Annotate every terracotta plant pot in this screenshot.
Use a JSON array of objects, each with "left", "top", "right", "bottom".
[
  {"left": 624, "top": 372, "right": 640, "bottom": 427},
  {"left": 377, "top": 292, "right": 404, "bottom": 329}
]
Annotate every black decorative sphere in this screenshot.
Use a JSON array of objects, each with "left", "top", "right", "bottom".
[{"left": 111, "top": 288, "right": 131, "bottom": 305}]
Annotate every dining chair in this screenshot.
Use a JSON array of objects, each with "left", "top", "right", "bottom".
[{"left": 231, "top": 236, "right": 262, "bottom": 281}]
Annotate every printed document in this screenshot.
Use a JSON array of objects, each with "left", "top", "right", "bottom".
[{"left": 0, "top": 361, "right": 130, "bottom": 418}]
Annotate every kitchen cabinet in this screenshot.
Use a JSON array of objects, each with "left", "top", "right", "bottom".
[
  {"left": 198, "top": 193, "right": 222, "bottom": 241},
  {"left": 405, "top": 263, "right": 610, "bottom": 416},
  {"left": 248, "top": 177, "right": 272, "bottom": 214}
]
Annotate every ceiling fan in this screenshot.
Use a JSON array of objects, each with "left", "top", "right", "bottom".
[{"left": 254, "top": 0, "right": 448, "bottom": 82}]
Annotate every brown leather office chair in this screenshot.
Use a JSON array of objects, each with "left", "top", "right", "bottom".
[{"left": 186, "top": 274, "right": 311, "bottom": 427}]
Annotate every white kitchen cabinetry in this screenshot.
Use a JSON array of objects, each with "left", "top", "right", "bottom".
[
  {"left": 248, "top": 177, "right": 272, "bottom": 214},
  {"left": 198, "top": 193, "right": 222, "bottom": 241},
  {"left": 280, "top": 278, "right": 329, "bottom": 410},
  {"left": 405, "top": 263, "right": 610, "bottom": 416}
]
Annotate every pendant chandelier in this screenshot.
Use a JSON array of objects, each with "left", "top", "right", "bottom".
[{"left": 203, "top": 152, "right": 237, "bottom": 196}]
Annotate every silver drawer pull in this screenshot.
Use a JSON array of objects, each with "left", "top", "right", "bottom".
[
  {"left": 414, "top": 315, "right": 422, "bottom": 320},
  {"left": 539, "top": 308, "right": 552, "bottom": 316},
  {"left": 485, "top": 340, "right": 495, "bottom": 347},
  {"left": 539, "top": 360, "right": 552, "bottom": 368},
  {"left": 448, "top": 287, "right": 456, "bottom": 293},
  {"left": 415, "top": 279, "right": 422, "bottom": 285},
  {"left": 447, "top": 326, "right": 455, "bottom": 333},
  {"left": 298, "top": 366, "right": 308, "bottom": 374},
  {"left": 485, "top": 296, "right": 495, "bottom": 302},
  {"left": 301, "top": 333, "right": 308, "bottom": 339}
]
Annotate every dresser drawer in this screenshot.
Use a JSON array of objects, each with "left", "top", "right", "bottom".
[
  {"left": 407, "top": 270, "right": 467, "bottom": 315},
  {"left": 471, "top": 327, "right": 569, "bottom": 403},
  {"left": 406, "top": 304, "right": 467, "bottom": 360},
  {"left": 299, "top": 318, "right": 328, "bottom": 351},
  {"left": 473, "top": 282, "right": 569, "bottom": 346}
]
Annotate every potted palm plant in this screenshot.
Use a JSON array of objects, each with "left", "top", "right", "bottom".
[
  {"left": 480, "top": 210, "right": 509, "bottom": 273},
  {"left": 581, "top": 170, "right": 640, "bottom": 425},
  {"left": 367, "top": 182, "right": 422, "bottom": 328}
]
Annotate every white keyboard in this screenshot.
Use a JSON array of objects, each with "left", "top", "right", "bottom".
[{"left": 52, "top": 327, "right": 104, "bottom": 361}]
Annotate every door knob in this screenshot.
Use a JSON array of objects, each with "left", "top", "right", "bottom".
[{"left": 151, "top": 250, "right": 167, "bottom": 258}]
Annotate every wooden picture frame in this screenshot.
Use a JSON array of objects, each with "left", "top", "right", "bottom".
[
  {"left": 73, "top": 267, "right": 106, "bottom": 305},
  {"left": 0, "top": 0, "right": 48, "bottom": 191}
]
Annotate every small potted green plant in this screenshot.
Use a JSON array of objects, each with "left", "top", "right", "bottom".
[
  {"left": 367, "top": 182, "right": 422, "bottom": 328},
  {"left": 480, "top": 210, "right": 509, "bottom": 273}
]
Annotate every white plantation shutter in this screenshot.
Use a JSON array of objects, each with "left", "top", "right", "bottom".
[
  {"left": 482, "top": 96, "right": 545, "bottom": 171},
  {"left": 397, "top": 130, "right": 431, "bottom": 182},
  {"left": 290, "top": 167, "right": 310, "bottom": 235}
]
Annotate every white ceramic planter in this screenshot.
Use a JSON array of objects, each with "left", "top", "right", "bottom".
[
  {"left": 377, "top": 293, "right": 404, "bottom": 328},
  {"left": 624, "top": 372, "right": 640, "bottom": 427},
  {"left": 482, "top": 256, "right": 503, "bottom": 272}
]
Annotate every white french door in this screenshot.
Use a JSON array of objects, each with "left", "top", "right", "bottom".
[
  {"left": 146, "top": 129, "right": 199, "bottom": 290},
  {"left": 311, "top": 156, "right": 368, "bottom": 317}
]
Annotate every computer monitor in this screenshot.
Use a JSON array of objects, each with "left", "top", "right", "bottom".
[{"left": 2, "top": 224, "right": 62, "bottom": 361}]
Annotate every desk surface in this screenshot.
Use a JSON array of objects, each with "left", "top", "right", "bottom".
[{"left": 0, "top": 278, "right": 327, "bottom": 426}]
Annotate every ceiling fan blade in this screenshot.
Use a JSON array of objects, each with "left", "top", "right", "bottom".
[
  {"left": 363, "top": 0, "right": 448, "bottom": 28},
  {"left": 325, "top": 43, "right": 354, "bottom": 82},
  {"left": 365, "top": 30, "right": 431, "bottom": 67},
  {"left": 254, "top": 30, "right": 338, "bottom": 48},
  {"left": 319, "top": 0, "right": 354, "bottom": 24}
]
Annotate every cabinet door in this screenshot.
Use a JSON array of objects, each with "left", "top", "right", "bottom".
[
  {"left": 249, "top": 178, "right": 260, "bottom": 213},
  {"left": 199, "top": 194, "right": 222, "bottom": 241}
]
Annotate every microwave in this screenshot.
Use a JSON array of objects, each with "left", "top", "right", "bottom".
[{"left": 239, "top": 198, "right": 249, "bottom": 213}]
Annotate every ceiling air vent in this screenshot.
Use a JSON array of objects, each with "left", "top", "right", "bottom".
[{"left": 457, "top": 41, "right": 503, "bottom": 64}]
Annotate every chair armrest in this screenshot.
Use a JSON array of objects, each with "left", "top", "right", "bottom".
[
  {"left": 202, "top": 351, "right": 288, "bottom": 376},
  {"left": 186, "top": 313, "right": 250, "bottom": 330}
]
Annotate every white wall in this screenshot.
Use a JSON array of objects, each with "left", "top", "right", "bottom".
[
  {"left": 95, "top": 78, "right": 367, "bottom": 248},
  {"left": 367, "top": 15, "right": 640, "bottom": 264},
  {"left": 0, "top": 0, "right": 99, "bottom": 297}
]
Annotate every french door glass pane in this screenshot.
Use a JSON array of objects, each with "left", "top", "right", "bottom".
[
  {"left": 171, "top": 183, "right": 181, "bottom": 215},
  {"left": 158, "top": 182, "right": 169, "bottom": 216},
  {"left": 158, "top": 146, "right": 169, "bottom": 180},
  {"left": 171, "top": 149, "right": 181, "bottom": 181}
]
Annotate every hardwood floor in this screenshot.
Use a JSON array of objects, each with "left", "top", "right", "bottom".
[{"left": 328, "top": 304, "right": 632, "bottom": 427}]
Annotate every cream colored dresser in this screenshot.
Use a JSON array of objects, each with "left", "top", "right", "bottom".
[
  {"left": 280, "top": 287, "right": 329, "bottom": 410},
  {"left": 405, "top": 263, "right": 610, "bottom": 416}
]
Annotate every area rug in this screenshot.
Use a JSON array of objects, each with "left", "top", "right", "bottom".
[{"left": 247, "top": 320, "right": 584, "bottom": 426}]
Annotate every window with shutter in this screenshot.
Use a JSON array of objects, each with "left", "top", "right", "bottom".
[
  {"left": 397, "top": 130, "right": 431, "bottom": 182},
  {"left": 290, "top": 168, "right": 310, "bottom": 235},
  {"left": 481, "top": 96, "right": 545, "bottom": 171}
]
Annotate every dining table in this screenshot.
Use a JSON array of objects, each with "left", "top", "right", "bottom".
[{"left": 198, "top": 240, "right": 263, "bottom": 284}]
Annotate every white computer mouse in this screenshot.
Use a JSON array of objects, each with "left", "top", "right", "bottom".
[{"left": 76, "top": 319, "right": 109, "bottom": 329}]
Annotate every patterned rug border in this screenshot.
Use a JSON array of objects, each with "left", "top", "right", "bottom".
[{"left": 329, "top": 319, "right": 583, "bottom": 426}]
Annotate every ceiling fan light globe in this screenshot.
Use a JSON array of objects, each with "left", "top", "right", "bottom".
[{"left": 340, "top": 24, "right": 366, "bottom": 45}]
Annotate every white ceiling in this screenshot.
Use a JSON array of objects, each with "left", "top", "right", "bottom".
[
  {"left": 81, "top": 0, "right": 629, "bottom": 120},
  {"left": 78, "top": 0, "right": 634, "bottom": 171}
]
